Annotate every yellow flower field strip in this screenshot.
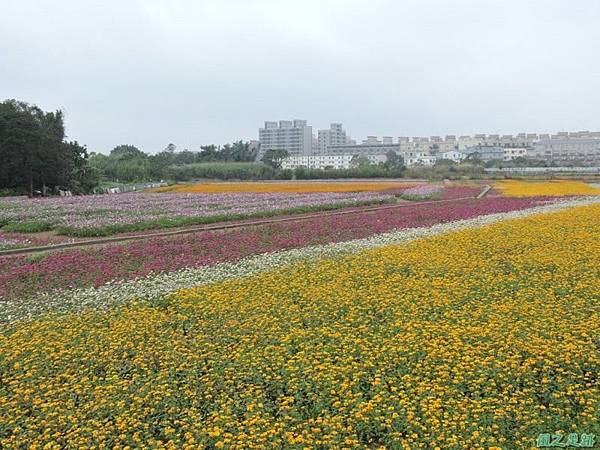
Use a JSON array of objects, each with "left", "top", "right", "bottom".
[
  {"left": 494, "top": 179, "right": 600, "bottom": 197},
  {"left": 152, "top": 181, "right": 417, "bottom": 193},
  {"left": 2, "top": 204, "right": 600, "bottom": 448}
]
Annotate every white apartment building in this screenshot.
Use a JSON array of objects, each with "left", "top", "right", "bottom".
[
  {"left": 258, "top": 119, "right": 313, "bottom": 157},
  {"left": 367, "top": 154, "right": 388, "bottom": 165},
  {"left": 281, "top": 154, "right": 353, "bottom": 170},
  {"left": 362, "top": 136, "right": 381, "bottom": 145},
  {"left": 461, "top": 145, "right": 506, "bottom": 161},
  {"left": 281, "top": 153, "right": 389, "bottom": 170},
  {"left": 457, "top": 136, "right": 482, "bottom": 150},
  {"left": 529, "top": 139, "right": 600, "bottom": 163},
  {"left": 399, "top": 137, "right": 433, "bottom": 153},
  {"left": 503, "top": 147, "right": 528, "bottom": 161},
  {"left": 327, "top": 142, "right": 400, "bottom": 157},
  {"left": 317, "top": 123, "right": 349, "bottom": 154}
]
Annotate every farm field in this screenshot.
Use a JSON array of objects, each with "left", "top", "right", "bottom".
[
  {"left": 152, "top": 180, "right": 417, "bottom": 193},
  {"left": 1, "top": 180, "right": 600, "bottom": 448},
  {"left": 0, "top": 196, "right": 541, "bottom": 302},
  {"left": 0, "top": 191, "right": 400, "bottom": 238},
  {"left": 0, "top": 184, "right": 478, "bottom": 243},
  {"left": 494, "top": 179, "right": 600, "bottom": 197}
]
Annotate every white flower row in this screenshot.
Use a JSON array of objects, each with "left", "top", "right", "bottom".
[{"left": 2, "top": 196, "right": 599, "bottom": 324}]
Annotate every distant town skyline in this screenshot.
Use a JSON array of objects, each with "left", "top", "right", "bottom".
[
  {"left": 258, "top": 118, "right": 600, "bottom": 168},
  {"left": 2, "top": 0, "right": 599, "bottom": 154}
]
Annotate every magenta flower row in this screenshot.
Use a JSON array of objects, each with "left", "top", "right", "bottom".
[{"left": 0, "top": 196, "right": 544, "bottom": 301}]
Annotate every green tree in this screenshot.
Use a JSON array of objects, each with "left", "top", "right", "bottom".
[
  {"left": 384, "top": 150, "right": 405, "bottom": 169},
  {"left": 63, "top": 141, "right": 100, "bottom": 193},
  {"left": 231, "top": 140, "right": 257, "bottom": 162},
  {"left": 434, "top": 158, "right": 457, "bottom": 167},
  {"left": 464, "top": 152, "right": 483, "bottom": 165},
  {"left": 0, "top": 99, "right": 98, "bottom": 195},
  {"left": 350, "top": 155, "right": 371, "bottom": 168},
  {"left": 199, "top": 144, "right": 219, "bottom": 162},
  {"left": 261, "top": 149, "right": 289, "bottom": 169},
  {"left": 110, "top": 144, "right": 145, "bottom": 159}
]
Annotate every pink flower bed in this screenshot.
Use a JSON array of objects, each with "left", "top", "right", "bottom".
[
  {"left": 400, "top": 185, "right": 443, "bottom": 197},
  {"left": 439, "top": 186, "right": 482, "bottom": 199},
  {"left": 0, "top": 196, "right": 547, "bottom": 301},
  {"left": 382, "top": 185, "right": 480, "bottom": 199},
  {"left": 0, "top": 231, "right": 56, "bottom": 250}
]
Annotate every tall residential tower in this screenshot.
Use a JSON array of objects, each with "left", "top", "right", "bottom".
[
  {"left": 258, "top": 120, "right": 313, "bottom": 157},
  {"left": 316, "top": 123, "right": 349, "bottom": 154}
]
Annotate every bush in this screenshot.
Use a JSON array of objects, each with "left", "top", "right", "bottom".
[
  {"left": 2, "top": 220, "right": 55, "bottom": 233},
  {"left": 0, "top": 188, "right": 27, "bottom": 197}
]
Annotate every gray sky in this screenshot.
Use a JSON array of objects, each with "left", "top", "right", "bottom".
[{"left": 2, "top": 0, "right": 599, "bottom": 154}]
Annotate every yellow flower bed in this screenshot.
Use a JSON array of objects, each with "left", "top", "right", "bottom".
[
  {"left": 2, "top": 205, "right": 600, "bottom": 448},
  {"left": 494, "top": 179, "right": 600, "bottom": 197},
  {"left": 152, "top": 181, "right": 414, "bottom": 193}
]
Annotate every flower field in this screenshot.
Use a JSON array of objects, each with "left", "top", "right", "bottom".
[
  {"left": 1, "top": 199, "right": 600, "bottom": 448},
  {"left": 0, "top": 232, "right": 34, "bottom": 250},
  {"left": 152, "top": 181, "right": 416, "bottom": 193},
  {"left": 494, "top": 180, "right": 600, "bottom": 197},
  {"left": 0, "top": 196, "right": 542, "bottom": 301},
  {"left": 1, "top": 179, "right": 599, "bottom": 449},
  {"left": 0, "top": 185, "right": 480, "bottom": 239},
  {"left": 0, "top": 191, "right": 399, "bottom": 237}
]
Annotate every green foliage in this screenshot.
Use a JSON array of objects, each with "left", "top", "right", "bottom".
[
  {"left": 350, "top": 155, "right": 371, "bottom": 168},
  {"left": 110, "top": 145, "right": 146, "bottom": 159},
  {"left": 0, "top": 188, "right": 28, "bottom": 197},
  {"left": 261, "top": 149, "right": 289, "bottom": 169},
  {"left": 384, "top": 150, "right": 405, "bottom": 169},
  {"left": 167, "top": 162, "right": 280, "bottom": 181},
  {"left": 89, "top": 151, "right": 152, "bottom": 183},
  {"left": 398, "top": 193, "right": 440, "bottom": 201},
  {"left": 293, "top": 165, "right": 406, "bottom": 179},
  {"left": 434, "top": 158, "right": 457, "bottom": 167},
  {"left": 90, "top": 141, "right": 260, "bottom": 182},
  {"left": 463, "top": 152, "right": 483, "bottom": 165},
  {"left": 0, "top": 99, "right": 98, "bottom": 195},
  {"left": 2, "top": 220, "right": 55, "bottom": 233},
  {"left": 26, "top": 252, "right": 48, "bottom": 264}
]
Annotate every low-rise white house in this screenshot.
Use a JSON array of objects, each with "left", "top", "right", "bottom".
[
  {"left": 403, "top": 152, "right": 436, "bottom": 167},
  {"left": 438, "top": 150, "right": 465, "bottom": 163}
]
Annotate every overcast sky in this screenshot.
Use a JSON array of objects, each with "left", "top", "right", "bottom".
[{"left": 1, "top": 0, "right": 599, "bottom": 153}]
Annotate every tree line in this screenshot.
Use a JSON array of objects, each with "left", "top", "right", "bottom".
[
  {"left": 89, "top": 141, "right": 259, "bottom": 182},
  {"left": 0, "top": 100, "right": 98, "bottom": 196}
]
